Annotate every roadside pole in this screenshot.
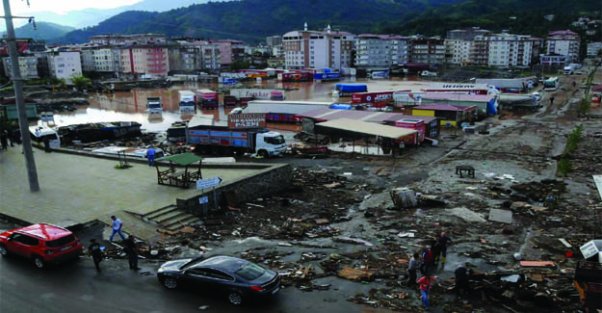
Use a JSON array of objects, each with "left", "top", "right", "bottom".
[{"left": 2, "top": 0, "right": 40, "bottom": 192}]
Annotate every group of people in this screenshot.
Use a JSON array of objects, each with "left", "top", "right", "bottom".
[
  {"left": 87, "top": 215, "right": 139, "bottom": 272},
  {"left": 405, "top": 231, "right": 471, "bottom": 310}
]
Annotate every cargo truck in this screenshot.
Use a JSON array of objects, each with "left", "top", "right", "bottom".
[
  {"left": 196, "top": 89, "right": 219, "bottom": 110},
  {"left": 178, "top": 90, "right": 196, "bottom": 112},
  {"left": 186, "top": 126, "right": 286, "bottom": 157}
]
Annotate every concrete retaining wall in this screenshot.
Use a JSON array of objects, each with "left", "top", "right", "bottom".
[{"left": 176, "top": 163, "right": 292, "bottom": 217}]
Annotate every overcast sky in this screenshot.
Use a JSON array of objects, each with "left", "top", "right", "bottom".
[{"left": 1, "top": 0, "right": 141, "bottom": 15}]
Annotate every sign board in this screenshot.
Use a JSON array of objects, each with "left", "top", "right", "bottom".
[
  {"left": 228, "top": 113, "right": 266, "bottom": 129},
  {"left": 580, "top": 240, "right": 602, "bottom": 259},
  {"left": 196, "top": 176, "right": 223, "bottom": 190},
  {"left": 199, "top": 196, "right": 209, "bottom": 204}
]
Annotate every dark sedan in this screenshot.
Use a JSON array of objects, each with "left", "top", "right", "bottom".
[{"left": 157, "top": 255, "right": 280, "bottom": 305}]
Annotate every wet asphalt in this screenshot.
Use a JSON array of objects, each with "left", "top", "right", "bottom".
[{"left": 0, "top": 255, "right": 376, "bottom": 313}]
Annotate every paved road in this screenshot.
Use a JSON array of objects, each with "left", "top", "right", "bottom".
[{"left": 0, "top": 256, "right": 377, "bottom": 313}]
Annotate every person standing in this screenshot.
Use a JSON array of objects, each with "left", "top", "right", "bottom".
[
  {"left": 437, "top": 232, "right": 452, "bottom": 266},
  {"left": 88, "top": 239, "right": 103, "bottom": 272},
  {"left": 454, "top": 265, "right": 472, "bottom": 297},
  {"left": 417, "top": 274, "right": 436, "bottom": 310},
  {"left": 420, "top": 245, "right": 434, "bottom": 275},
  {"left": 0, "top": 130, "right": 8, "bottom": 150},
  {"left": 407, "top": 252, "right": 419, "bottom": 286},
  {"left": 146, "top": 146, "right": 156, "bottom": 166},
  {"left": 549, "top": 96, "right": 555, "bottom": 106},
  {"left": 109, "top": 215, "right": 126, "bottom": 241},
  {"left": 123, "top": 235, "right": 139, "bottom": 270}
]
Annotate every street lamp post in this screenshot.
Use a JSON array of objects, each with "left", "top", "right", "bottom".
[{"left": 2, "top": 0, "right": 40, "bottom": 192}]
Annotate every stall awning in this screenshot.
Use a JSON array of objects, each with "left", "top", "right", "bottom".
[
  {"left": 157, "top": 152, "right": 202, "bottom": 166},
  {"left": 316, "top": 118, "right": 417, "bottom": 139}
]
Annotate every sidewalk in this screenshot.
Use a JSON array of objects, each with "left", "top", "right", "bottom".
[{"left": 0, "top": 147, "right": 258, "bottom": 229}]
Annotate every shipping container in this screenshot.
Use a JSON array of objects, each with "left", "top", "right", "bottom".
[{"left": 351, "top": 91, "right": 394, "bottom": 107}]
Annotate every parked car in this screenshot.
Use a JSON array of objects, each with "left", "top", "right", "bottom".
[
  {"left": 0, "top": 223, "right": 83, "bottom": 269},
  {"left": 157, "top": 255, "right": 280, "bottom": 305}
]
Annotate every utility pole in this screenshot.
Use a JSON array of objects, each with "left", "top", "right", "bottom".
[{"left": 2, "top": 0, "right": 40, "bottom": 192}]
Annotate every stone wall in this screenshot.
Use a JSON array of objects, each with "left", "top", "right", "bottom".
[{"left": 176, "top": 163, "right": 292, "bottom": 217}]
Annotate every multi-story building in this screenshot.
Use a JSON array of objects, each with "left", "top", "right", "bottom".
[
  {"left": 81, "top": 47, "right": 121, "bottom": 73},
  {"left": 587, "top": 42, "right": 602, "bottom": 57},
  {"left": 2, "top": 56, "right": 39, "bottom": 79},
  {"left": 47, "top": 50, "right": 82, "bottom": 83},
  {"left": 214, "top": 40, "right": 247, "bottom": 68},
  {"left": 89, "top": 34, "right": 167, "bottom": 46},
  {"left": 120, "top": 46, "right": 169, "bottom": 78},
  {"left": 469, "top": 35, "right": 490, "bottom": 66},
  {"left": 282, "top": 25, "right": 355, "bottom": 70},
  {"left": 410, "top": 37, "right": 445, "bottom": 65},
  {"left": 487, "top": 33, "right": 533, "bottom": 68},
  {"left": 546, "top": 30, "right": 580, "bottom": 63},
  {"left": 355, "top": 34, "right": 409, "bottom": 68},
  {"left": 266, "top": 35, "right": 283, "bottom": 47},
  {"left": 445, "top": 28, "right": 490, "bottom": 65}
]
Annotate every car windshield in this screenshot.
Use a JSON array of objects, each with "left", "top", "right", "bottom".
[
  {"left": 235, "top": 263, "right": 266, "bottom": 281},
  {"left": 265, "top": 135, "right": 285, "bottom": 145},
  {"left": 46, "top": 234, "right": 75, "bottom": 248}
]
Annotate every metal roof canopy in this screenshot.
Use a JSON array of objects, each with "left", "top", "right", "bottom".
[
  {"left": 157, "top": 152, "right": 203, "bottom": 166},
  {"left": 316, "top": 118, "right": 417, "bottom": 139}
]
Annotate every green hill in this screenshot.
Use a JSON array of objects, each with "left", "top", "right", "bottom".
[
  {"left": 60, "top": 0, "right": 600, "bottom": 44},
  {"left": 10, "top": 22, "right": 75, "bottom": 42}
]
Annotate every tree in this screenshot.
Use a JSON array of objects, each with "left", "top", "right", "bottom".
[{"left": 71, "top": 75, "right": 92, "bottom": 92}]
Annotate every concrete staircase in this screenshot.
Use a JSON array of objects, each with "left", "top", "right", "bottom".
[{"left": 142, "top": 205, "right": 201, "bottom": 231}]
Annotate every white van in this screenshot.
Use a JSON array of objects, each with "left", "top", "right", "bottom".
[{"left": 29, "top": 126, "right": 61, "bottom": 149}]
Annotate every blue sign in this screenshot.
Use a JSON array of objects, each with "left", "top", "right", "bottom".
[
  {"left": 199, "top": 196, "right": 209, "bottom": 204},
  {"left": 196, "top": 176, "right": 223, "bottom": 190}
]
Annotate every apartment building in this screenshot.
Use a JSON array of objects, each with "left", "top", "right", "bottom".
[
  {"left": 214, "top": 40, "right": 246, "bottom": 68},
  {"left": 89, "top": 34, "right": 167, "bottom": 46},
  {"left": 410, "top": 37, "right": 445, "bottom": 65},
  {"left": 81, "top": 47, "right": 121, "bottom": 73},
  {"left": 487, "top": 33, "right": 534, "bottom": 68},
  {"left": 2, "top": 56, "right": 39, "bottom": 79},
  {"left": 546, "top": 30, "right": 580, "bottom": 63},
  {"left": 587, "top": 42, "right": 602, "bottom": 57},
  {"left": 445, "top": 28, "right": 490, "bottom": 65},
  {"left": 47, "top": 50, "right": 82, "bottom": 83},
  {"left": 355, "top": 34, "right": 409, "bottom": 68},
  {"left": 120, "top": 46, "right": 169, "bottom": 77},
  {"left": 282, "top": 25, "right": 355, "bottom": 70}
]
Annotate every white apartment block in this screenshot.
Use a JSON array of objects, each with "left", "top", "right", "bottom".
[
  {"left": 445, "top": 28, "right": 490, "bottom": 65},
  {"left": 47, "top": 51, "right": 82, "bottom": 84},
  {"left": 587, "top": 42, "right": 602, "bottom": 57},
  {"left": 546, "top": 30, "right": 580, "bottom": 63},
  {"left": 81, "top": 47, "right": 121, "bottom": 73},
  {"left": 355, "top": 34, "right": 409, "bottom": 68},
  {"left": 487, "top": 34, "right": 533, "bottom": 68},
  {"left": 283, "top": 25, "right": 355, "bottom": 71},
  {"left": 2, "top": 56, "right": 39, "bottom": 79}
]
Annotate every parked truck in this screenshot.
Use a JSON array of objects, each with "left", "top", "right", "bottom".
[
  {"left": 196, "top": 89, "right": 218, "bottom": 110},
  {"left": 574, "top": 240, "right": 602, "bottom": 312},
  {"left": 186, "top": 126, "right": 287, "bottom": 157},
  {"left": 178, "top": 90, "right": 196, "bottom": 112}
]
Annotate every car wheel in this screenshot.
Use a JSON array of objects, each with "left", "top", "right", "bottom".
[
  {"left": 228, "top": 291, "right": 243, "bottom": 306},
  {"left": 258, "top": 150, "right": 268, "bottom": 158},
  {"left": 0, "top": 244, "right": 8, "bottom": 257},
  {"left": 162, "top": 277, "right": 178, "bottom": 289},
  {"left": 33, "top": 256, "right": 45, "bottom": 269}
]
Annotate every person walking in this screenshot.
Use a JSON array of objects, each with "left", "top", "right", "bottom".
[
  {"left": 549, "top": 96, "right": 555, "bottom": 106},
  {"left": 437, "top": 232, "right": 452, "bottom": 267},
  {"left": 109, "top": 215, "right": 126, "bottom": 241},
  {"left": 146, "top": 146, "right": 156, "bottom": 166},
  {"left": 407, "top": 252, "right": 419, "bottom": 286},
  {"left": 88, "top": 239, "right": 103, "bottom": 272},
  {"left": 417, "top": 274, "right": 436, "bottom": 310}
]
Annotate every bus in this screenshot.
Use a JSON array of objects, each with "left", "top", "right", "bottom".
[{"left": 543, "top": 77, "right": 559, "bottom": 91}]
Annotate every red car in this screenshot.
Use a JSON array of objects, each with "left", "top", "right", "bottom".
[{"left": 0, "top": 223, "right": 83, "bottom": 269}]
